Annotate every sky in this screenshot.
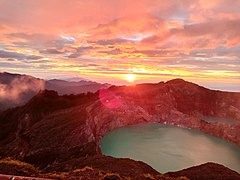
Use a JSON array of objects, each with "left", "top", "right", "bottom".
[{"left": 0, "top": 0, "right": 239, "bottom": 91}]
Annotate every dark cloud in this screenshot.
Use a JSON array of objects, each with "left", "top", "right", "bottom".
[
  {"left": 140, "top": 19, "right": 240, "bottom": 48},
  {"left": 0, "top": 50, "right": 42, "bottom": 60},
  {"left": 0, "top": 62, "right": 32, "bottom": 68},
  {"left": 133, "top": 49, "right": 180, "bottom": 57},
  {"left": 191, "top": 46, "right": 240, "bottom": 56},
  {"left": 7, "top": 33, "right": 74, "bottom": 49},
  {"left": 87, "top": 63, "right": 100, "bottom": 67},
  {"left": 51, "top": 36, "right": 75, "bottom": 49},
  {"left": 173, "top": 19, "right": 240, "bottom": 37},
  {"left": 66, "top": 46, "right": 94, "bottom": 58},
  {"left": 6, "top": 33, "right": 48, "bottom": 40},
  {"left": 140, "top": 34, "right": 169, "bottom": 44},
  {"left": 38, "top": 64, "right": 56, "bottom": 69},
  {"left": 39, "top": 48, "right": 64, "bottom": 54},
  {"left": 6, "top": 58, "right": 16, "bottom": 62},
  {"left": 67, "top": 53, "right": 80, "bottom": 58},
  {"left": 76, "top": 46, "right": 94, "bottom": 52},
  {"left": 99, "top": 48, "right": 122, "bottom": 55},
  {"left": 26, "top": 60, "right": 52, "bottom": 64},
  {"left": 90, "top": 38, "right": 129, "bottom": 45}
]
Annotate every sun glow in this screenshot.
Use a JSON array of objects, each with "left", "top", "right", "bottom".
[{"left": 125, "top": 74, "right": 136, "bottom": 82}]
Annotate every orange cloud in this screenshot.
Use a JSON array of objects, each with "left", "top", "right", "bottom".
[{"left": 0, "top": 0, "right": 240, "bottom": 90}]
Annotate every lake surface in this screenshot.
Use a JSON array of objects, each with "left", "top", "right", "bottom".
[{"left": 100, "top": 123, "right": 240, "bottom": 173}]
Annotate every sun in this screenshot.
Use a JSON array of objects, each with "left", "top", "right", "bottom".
[{"left": 125, "top": 74, "right": 136, "bottom": 82}]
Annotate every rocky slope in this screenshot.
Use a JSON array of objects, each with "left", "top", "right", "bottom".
[
  {"left": 165, "top": 162, "right": 240, "bottom": 180},
  {"left": 0, "top": 79, "right": 239, "bottom": 179}
]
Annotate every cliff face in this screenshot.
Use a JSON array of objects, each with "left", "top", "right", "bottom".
[
  {"left": 0, "top": 79, "right": 239, "bottom": 178},
  {"left": 89, "top": 79, "right": 240, "bottom": 146}
]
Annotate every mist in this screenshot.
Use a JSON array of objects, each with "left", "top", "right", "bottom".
[{"left": 0, "top": 74, "right": 45, "bottom": 111}]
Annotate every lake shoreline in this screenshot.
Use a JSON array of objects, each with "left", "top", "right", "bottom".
[{"left": 100, "top": 122, "right": 240, "bottom": 173}]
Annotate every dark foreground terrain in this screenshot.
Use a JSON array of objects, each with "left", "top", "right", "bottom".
[
  {"left": 0, "top": 157, "right": 240, "bottom": 180},
  {"left": 0, "top": 79, "right": 240, "bottom": 179}
]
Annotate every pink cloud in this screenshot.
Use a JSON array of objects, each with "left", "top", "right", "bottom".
[{"left": 0, "top": 0, "right": 240, "bottom": 86}]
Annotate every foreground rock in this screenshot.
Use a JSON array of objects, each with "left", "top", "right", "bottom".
[
  {"left": 45, "top": 156, "right": 160, "bottom": 177},
  {"left": 0, "top": 157, "right": 184, "bottom": 179},
  {"left": 1, "top": 158, "right": 240, "bottom": 179}
]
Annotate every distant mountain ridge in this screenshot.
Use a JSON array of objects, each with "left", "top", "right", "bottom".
[
  {"left": 46, "top": 79, "right": 111, "bottom": 95},
  {"left": 0, "top": 72, "right": 111, "bottom": 111}
]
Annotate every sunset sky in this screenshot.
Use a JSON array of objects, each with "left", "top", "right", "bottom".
[{"left": 0, "top": 0, "right": 239, "bottom": 91}]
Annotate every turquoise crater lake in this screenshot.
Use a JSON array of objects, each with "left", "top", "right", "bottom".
[{"left": 100, "top": 123, "right": 240, "bottom": 173}]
